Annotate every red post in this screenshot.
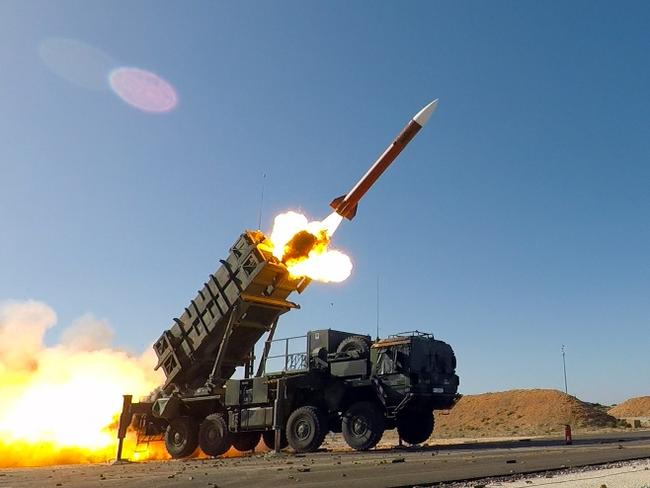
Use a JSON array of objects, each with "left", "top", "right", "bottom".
[{"left": 564, "top": 424, "right": 572, "bottom": 445}]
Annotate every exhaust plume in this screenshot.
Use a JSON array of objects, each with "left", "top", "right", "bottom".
[
  {"left": 262, "top": 211, "right": 352, "bottom": 283},
  {"left": 0, "top": 300, "right": 162, "bottom": 467}
]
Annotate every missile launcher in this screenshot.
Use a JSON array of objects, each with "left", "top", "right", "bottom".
[{"left": 153, "top": 230, "right": 309, "bottom": 392}]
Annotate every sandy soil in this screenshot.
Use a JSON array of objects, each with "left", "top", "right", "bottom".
[
  {"left": 434, "top": 389, "right": 619, "bottom": 438},
  {"left": 610, "top": 397, "right": 650, "bottom": 418}
]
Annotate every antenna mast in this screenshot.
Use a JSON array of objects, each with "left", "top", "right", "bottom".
[
  {"left": 376, "top": 276, "right": 380, "bottom": 340},
  {"left": 257, "top": 173, "right": 266, "bottom": 230}
]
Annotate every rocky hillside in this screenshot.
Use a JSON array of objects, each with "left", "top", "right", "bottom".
[{"left": 433, "top": 389, "right": 618, "bottom": 437}]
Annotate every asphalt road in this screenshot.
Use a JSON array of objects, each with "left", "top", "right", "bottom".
[{"left": 2, "top": 431, "right": 650, "bottom": 488}]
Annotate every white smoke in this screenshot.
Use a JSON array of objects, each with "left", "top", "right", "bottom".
[
  {"left": 0, "top": 300, "right": 57, "bottom": 371},
  {"left": 59, "top": 314, "right": 114, "bottom": 352}
]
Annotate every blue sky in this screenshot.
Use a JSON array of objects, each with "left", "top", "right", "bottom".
[{"left": 0, "top": 1, "right": 648, "bottom": 404}]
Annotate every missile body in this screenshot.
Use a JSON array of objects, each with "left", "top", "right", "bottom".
[{"left": 330, "top": 99, "right": 438, "bottom": 220}]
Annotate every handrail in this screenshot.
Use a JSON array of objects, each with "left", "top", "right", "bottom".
[
  {"left": 390, "top": 330, "right": 434, "bottom": 339},
  {"left": 262, "top": 335, "right": 308, "bottom": 373}
]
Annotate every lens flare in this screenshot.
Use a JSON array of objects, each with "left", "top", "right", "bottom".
[
  {"left": 261, "top": 211, "right": 352, "bottom": 283},
  {"left": 38, "top": 38, "right": 116, "bottom": 90},
  {"left": 109, "top": 67, "right": 178, "bottom": 113}
]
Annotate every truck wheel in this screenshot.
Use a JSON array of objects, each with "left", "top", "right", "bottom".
[
  {"left": 342, "top": 401, "right": 385, "bottom": 451},
  {"left": 232, "top": 431, "right": 261, "bottom": 452},
  {"left": 286, "top": 406, "right": 327, "bottom": 453},
  {"left": 164, "top": 416, "right": 199, "bottom": 459},
  {"left": 262, "top": 430, "right": 288, "bottom": 450},
  {"left": 337, "top": 336, "right": 370, "bottom": 356},
  {"left": 199, "top": 414, "right": 231, "bottom": 457},
  {"left": 397, "top": 410, "right": 434, "bottom": 445}
]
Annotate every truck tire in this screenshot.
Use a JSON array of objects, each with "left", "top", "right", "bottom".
[
  {"left": 337, "top": 336, "right": 370, "bottom": 356},
  {"left": 342, "top": 401, "right": 385, "bottom": 451},
  {"left": 397, "top": 410, "right": 434, "bottom": 445},
  {"left": 262, "top": 430, "right": 288, "bottom": 450},
  {"left": 232, "top": 431, "right": 261, "bottom": 452},
  {"left": 164, "top": 416, "right": 199, "bottom": 459},
  {"left": 286, "top": 406, "right": 328, "bottom": 453},
  {"left": 199, "top": 414, "right": 231, "bottom": 457}
]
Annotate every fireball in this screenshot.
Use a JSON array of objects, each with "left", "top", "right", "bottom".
[{"left": 262, "top": 211, "right": 352, "bottom": 283}]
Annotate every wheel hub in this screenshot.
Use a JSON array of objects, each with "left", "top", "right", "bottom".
[
  {"left": 351, "top": 417, "right": 367, "bottom": 436},
  {"left": 173, "top": 431, "right": 183, "bottom": 445},
  {"left": 296, "top": 419, "right": 311, "bottom": 440}
]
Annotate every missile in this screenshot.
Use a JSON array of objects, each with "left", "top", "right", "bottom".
[{"left": 330, "top": 99, "right": 438, "bottom": 220}]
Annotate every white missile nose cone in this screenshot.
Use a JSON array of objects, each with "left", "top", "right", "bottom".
[{"left": 413, "top": 99, "right": 438, "bottom": 127}]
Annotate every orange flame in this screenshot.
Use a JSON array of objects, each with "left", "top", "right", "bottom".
[
  {"left": 0, "top": 301, "right": 163, "bottom": 467},
  {"left": 261, "top": 211, "right": 352, "bottom": 283}
]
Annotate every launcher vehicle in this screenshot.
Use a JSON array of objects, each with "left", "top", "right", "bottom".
[{"left": 117, "top": 230, "right": 459, "bottom": 458}]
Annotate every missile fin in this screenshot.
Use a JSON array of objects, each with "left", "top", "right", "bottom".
[
  {"left": 330, "top": 195, "right": 346, "bottom": 210},
  {"left": 330, "top": 195, "right": 358, "bottom": 220},
  {"left": 345, "top": 203, "right": 358, "bottom": 220}
]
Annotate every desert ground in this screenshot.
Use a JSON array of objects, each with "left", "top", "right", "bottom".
[
  {"left": 2, "top": 430, "right": 650, "bottom": 487},
  {"left": 2, "top": 389, "right": 649, "bottom": 487}
]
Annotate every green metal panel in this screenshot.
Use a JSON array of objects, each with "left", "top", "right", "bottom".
[
  {"left": 330, "top": 359, "right": 368, "bottom": 378},
  {"left": 252, "top": 377, "right": 269, "bottom": 404},
  {"left": 225, "top": 379, "right": 239, "bottom": 406},
  {"left": 152, "top": 231, "right": 309, "bottom": 391},
  {"left": 240, "top": 407, "right": 274, "bottom": 430}
]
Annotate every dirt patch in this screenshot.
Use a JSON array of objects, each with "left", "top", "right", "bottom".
[
  {"left": 433, "top": 389, "right": 618, "bottom": 438},
  {"left": 609, "top": 396, "right": 650, "bottom": 418}
]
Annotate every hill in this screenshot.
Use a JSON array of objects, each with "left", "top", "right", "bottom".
[
  {"left": 609, "top": 396, "right": 650, "bottom": 418},
  {"left": 432, "top": 389, "right": 618, "bottom": 438}
]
